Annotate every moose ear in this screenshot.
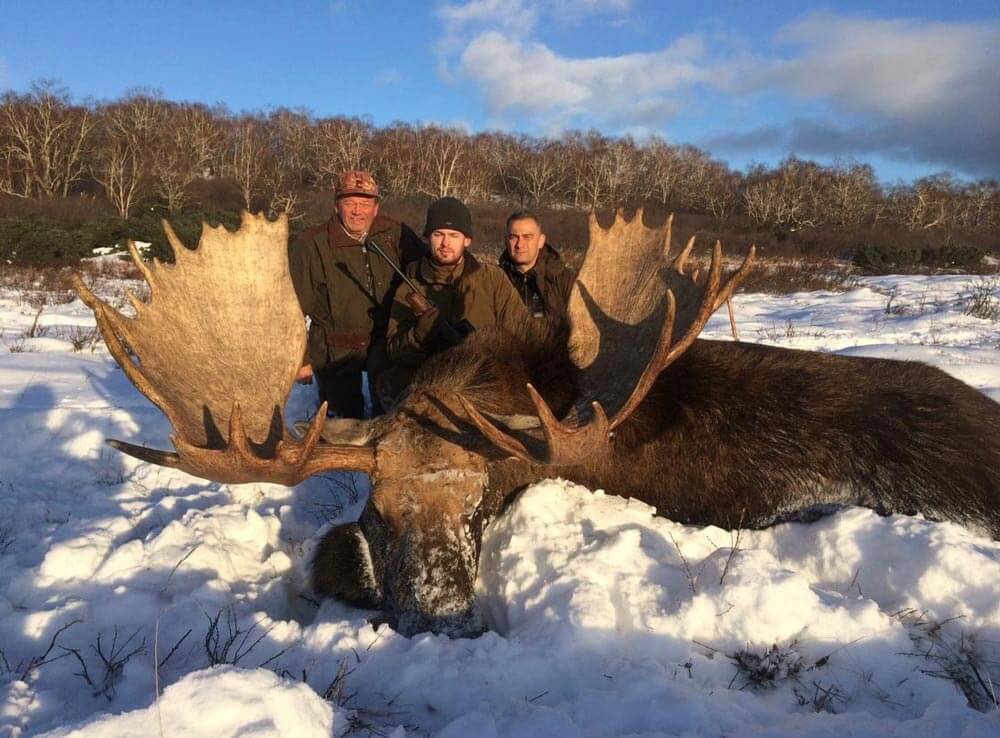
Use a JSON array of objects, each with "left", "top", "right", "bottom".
[{"left": 75, "top": 212, "right": 375, "bottom": 484}]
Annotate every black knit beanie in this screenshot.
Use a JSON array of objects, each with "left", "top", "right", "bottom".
[{"left": 424, "top": 197, "right": 473, "bottom": 238}]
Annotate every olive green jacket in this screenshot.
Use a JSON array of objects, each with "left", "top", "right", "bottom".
[
  {"left": 289, "top": 214, "right": 424, "bottom": 374},
  {"left": 386, "top": 252, "right": 530, "bottom": 368}
]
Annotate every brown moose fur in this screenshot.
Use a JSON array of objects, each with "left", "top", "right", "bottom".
[
  {"left": 407, "top": 319, "right": 1000, "bottom": 535},
  {"left": 311, "top": 522, "right": 381, "bottom": 608},
  {"left": 311, "top": 320, "right": 1000, "bottom": 635}
]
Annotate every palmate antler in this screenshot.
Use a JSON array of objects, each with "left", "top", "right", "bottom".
[
  {"left": 74, "top": 212, "right": 374, "bottom": 485},
  {"left": 460, "top": 210, "right": 755, "bottom": 465}
]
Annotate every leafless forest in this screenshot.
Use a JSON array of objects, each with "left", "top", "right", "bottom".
[{"left": 2, "top": 83, "right": 998, "bottom": 267}]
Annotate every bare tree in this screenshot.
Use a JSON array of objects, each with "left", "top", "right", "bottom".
[
  {"left": 743, "top": 158, "right": 827, "bottom": 230},
  {"left": 453, "top": 132, "right": 497, "bottom": 201},
  {"left": 0, "top": 82, "right": 94, "bottom": 198},
  {"left": 92, "top": 93, "right": 165, "bottom": 217},
  {"left": 370, "top": 123, "right": 420, "bottom": 197},
  {"left": 480, "top": 132, "right": 525, "bottom": 203},
  {"left": 313, "top": 116, "right": 371, "bottom": 188},
  {"left": 640, "top": 138, "right": 684, "bottom": 207},
  {"left": 228, "top": 116, "right": 269, "bottom": 212},
  {"left": 262, "top": 109, "right": 316, "bottom": 218},
  {"left": 150, "top": 103, "right": 223, "bottom": 212},
  {"left": 415, "top": 125, "right": 468, "bottom": 199},
  {"left": 566, "top": 131, "right": 611, "bottom": 209},
  {"left": 886, "top": 176, "right": 954, "bottom": 231},
  {"left": 517, "top": 139, "right": 568, "bottom": 206},
  {"left": 602, "top": 137, "right": 640, "bottom": 204},
  {"left": 268, "top": 109, "right": 315, "bottom": 187},
  {"left": 825, "top": 162, "right": 878, "bottom": 227},
  {"left": 952, "top": 180, "right": 999, "bottom": 231}
]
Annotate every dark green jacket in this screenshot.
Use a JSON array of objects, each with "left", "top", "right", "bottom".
[
  {"left": 386, "top": 251, "right": 530, "bottom": 367},
  {"left": 498, "top": 244, "right": 576, "bottom": 321},
  {"left": 289, "top": 214, "right": 424, "bottom": 373}
]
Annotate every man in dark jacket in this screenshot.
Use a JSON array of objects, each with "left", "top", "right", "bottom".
[
  {"left": 380, "top": 197, "right": 529, "bottom": 407},
  {"left": 288, "top": 170, "right": 424, "bottom": 418},
  {"left": 499, "top": 211, "right": 576, "bottom": 321}
]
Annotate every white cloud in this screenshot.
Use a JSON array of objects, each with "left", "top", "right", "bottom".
[
  {"left": 761, "top": 14, "right": 999, "bottom": 119},
  {"left": 714, "top": 14, "right": 1000, "bottom": 175},
  {"left": 437, "top": 0, "right": 632, "bottom": 37},
  {"left": 458, "top": 31, "right": 706, "bottom": 129},
  {"left": 443, "top": 8, "right": 1000, "bottom": 175},
  {"left": 438, "top": 0, "right": 539, "bottom": 37},
  {"left": 435, "top": 0, "right": 539, "bottom": 65}
]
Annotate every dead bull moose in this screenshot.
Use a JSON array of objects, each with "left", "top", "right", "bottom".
[{"left": 74, "top": 211, "right": 1000, "bottom": 638}]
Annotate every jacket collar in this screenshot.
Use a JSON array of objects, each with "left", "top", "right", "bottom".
[
  {"left": 419, "top": 251, "right": 481, "bottom": 285},
  {"left": 499, "top": 243, "right": 560, "bottom": 282}
]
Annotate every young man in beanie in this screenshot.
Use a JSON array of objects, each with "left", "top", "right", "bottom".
[
  {"left": 381, "top": 197, "right": 529, "bottom": 405},
  {"left": 288, "top": 170, "right": 424, "bottom": 418}
]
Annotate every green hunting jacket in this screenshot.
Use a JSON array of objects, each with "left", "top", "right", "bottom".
[
  {"left": 386, "top": 251, "right": 530, "bottom": 368},
  {"left": 289, "top": 214, "right": 424, "bottom": 374}
]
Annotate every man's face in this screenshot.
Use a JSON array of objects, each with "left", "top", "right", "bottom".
[
  {"left": 506, "top": 218, "right": 545, "bottom": 273},
  {"left": 336, "top": 196, "right": 379, "bottom": 238},
  {"left": 428, "top": 229, "right": 471, "bottom": 267}
]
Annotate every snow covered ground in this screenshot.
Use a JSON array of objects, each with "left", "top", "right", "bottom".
[{"left": 1, "top": 271, "right": 998, "bottom": 737}]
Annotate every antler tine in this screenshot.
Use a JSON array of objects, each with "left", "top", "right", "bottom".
[
  {"left": 458, "top": 387, "right": 611, "bottom": 466},
  {"left": 672, "top": 235, "right": 696, "bottom": 276},
  {"left": 668, "top": 239, "right": 724, "bottom": 361},
  {"left": 457, "top": 394, "right": 536, "bottom": 463},
  {"left": 142, "top": 400, "right": 377, "bottom": 486},
  {"left": 72, "top": 274, "right": 171, "bottom": 420},
  {"left": 662, "top": 214, "right": 674, "bottom": 258},
  {"left": 107, "top": 439, "right": 184, "bottom": 470},
  {"left": 127, "top": 239, "right": 153, "bottom": 285},
  {"left": 298, "top": 401, "right": 329, "bottom": 449},
  {"left": 711, "top": 244, "right": 756, "bottom": 312},
  {"left": 227, "top": 402, "right": 252, "bottom": 456},
  {"left": 527, "top": 384, "right": 610, "bottom": 464},
  {"left": 161, "top": 219, "right": 189, "bottom": 265}
]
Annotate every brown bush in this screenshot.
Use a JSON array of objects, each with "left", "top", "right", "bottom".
[{"left": 736, "top": 260, "right": 860, "bottom": 294}]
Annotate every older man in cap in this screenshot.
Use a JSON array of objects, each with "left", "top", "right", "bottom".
[{"left": 289, "top": 170, "right": 424, "bottom": 418}]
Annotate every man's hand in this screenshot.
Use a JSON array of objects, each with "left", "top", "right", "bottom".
[
  {"left": 295, "top": 364, "right": 314, "bottom": 384},
  {"left": 413, "top": 306, "right": 441, "bottom": 345},
  {"left": 405, "top": 289, "right": 433, "bottom": 315}
]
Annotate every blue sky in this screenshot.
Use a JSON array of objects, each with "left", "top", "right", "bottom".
[{"left": 1, "top": 0, "right": 998, "bottom": 182}]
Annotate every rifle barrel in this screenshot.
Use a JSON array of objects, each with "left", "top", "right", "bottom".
[{"left": 365, "top": 239, "right": 422, "bottom": 295}]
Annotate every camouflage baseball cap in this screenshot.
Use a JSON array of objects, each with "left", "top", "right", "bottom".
[{"left": 334, "top": 170, "right": 380, "bottom": 199}]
